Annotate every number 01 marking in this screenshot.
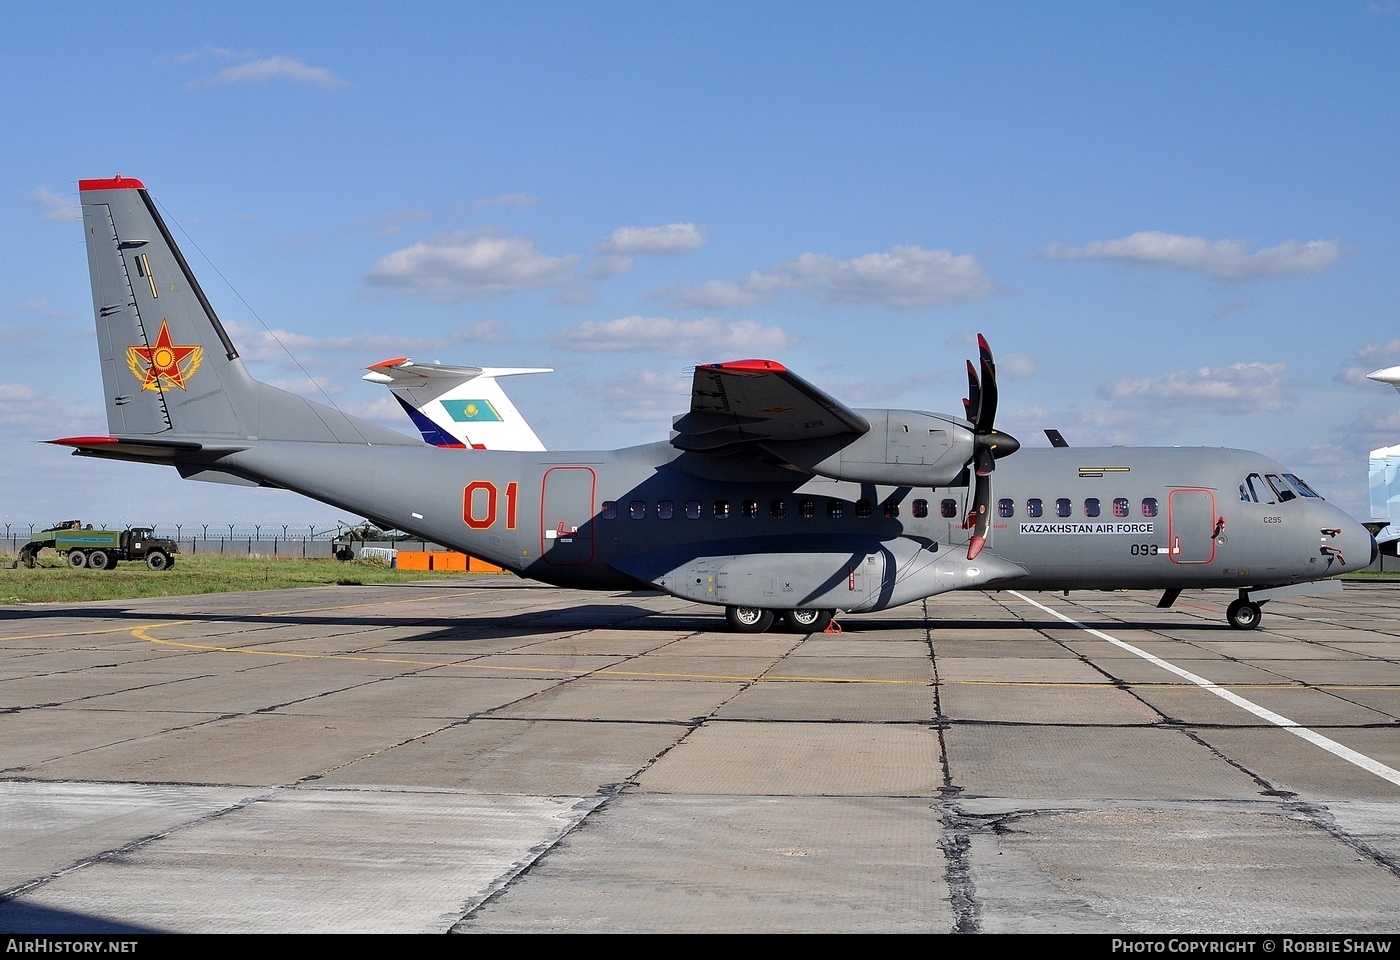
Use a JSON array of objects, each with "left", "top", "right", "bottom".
[{"left": 463, "top": 481, "right": 518, "bottom": 530}]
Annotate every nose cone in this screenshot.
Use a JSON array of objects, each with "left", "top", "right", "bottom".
[{"left": 989, "top": 429, "right": 1020, "bottom": 460}]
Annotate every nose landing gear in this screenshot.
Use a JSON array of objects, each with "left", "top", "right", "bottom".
[{"left": 1226, "top": 597, "right": 1263, "bottom": 630}]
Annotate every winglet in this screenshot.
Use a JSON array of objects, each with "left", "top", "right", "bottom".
[
  {"left": 699, "top": 359, "right": 788, "bottom": 374},
  {"left": 46, "top": 436, "right": 120, "bottom": 447},
  {"left": 79, "top": 176, "right": 146, "bottom": 192}
]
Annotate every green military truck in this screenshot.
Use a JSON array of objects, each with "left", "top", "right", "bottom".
[{"left": 17, "top": 520, "right": 179, "bottom": 570}]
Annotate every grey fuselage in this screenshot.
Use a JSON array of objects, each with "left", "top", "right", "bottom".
[{"left": 208, "top": 436, "right": 1368, "bottom": 613}]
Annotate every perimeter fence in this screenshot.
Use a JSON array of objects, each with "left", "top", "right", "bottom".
[{"left": 0, "top": 522, "right": 447, "bottom": 560}]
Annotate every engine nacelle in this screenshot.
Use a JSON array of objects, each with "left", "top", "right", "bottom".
[{"left": 765, "top": 409, "right": 977, "bottom": 487}]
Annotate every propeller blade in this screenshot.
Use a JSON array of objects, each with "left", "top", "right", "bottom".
[
  {"left": 967, "top": 471, "right": 991, "bottom": 560},
  {"left": 964, "top": 360, "right": 980, "bottom": 427},
  {"left": 975, "top": 446, "right": 994, "bottom": 477},
  {"left": 977, "top": 334, "right": 997, "bottom": 434}
]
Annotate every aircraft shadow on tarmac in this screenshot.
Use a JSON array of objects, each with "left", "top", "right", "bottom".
[
  {"left": 0, "top": 901, "right": 167, "bottom": 935},
  {"left": 0, "top": 598, "right": 1234, "bottom": 637}
]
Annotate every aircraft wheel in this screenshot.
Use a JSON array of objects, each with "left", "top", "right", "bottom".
[
  {"left": 146, "top": 550, "right": 170, "bottom": 572},
  {"left": 87, "top": 550, "right": 111, "bottom": 570},
  {"left": 67, "top": 551, "right": 87, "bottom": 569},
  {"left": 725, "top": 606, "right": 775, "bottom": 634},
  {"left": 1226, "top": 599, "right": 1263, "bottom": 630},
  {"left": 782, "top": 608, "right": 834, "bottom": 633}
]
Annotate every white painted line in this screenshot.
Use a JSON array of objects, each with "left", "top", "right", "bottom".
[{"left": 1010, "top": 590, "right": 1400, "bottom": 789}]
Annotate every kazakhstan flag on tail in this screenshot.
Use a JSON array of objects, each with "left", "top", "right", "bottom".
[{"left": 442, "top": 399, "right": 503, "bottom": 422}]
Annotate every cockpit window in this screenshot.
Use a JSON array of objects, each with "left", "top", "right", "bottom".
[
  {"left": 1265, "top": 474, "right": 1296, "bottom": 503},
  {"left": 1241, "top": 471, "right": 1321, "bottom": 503},
  {"left": 1283, "top": 474, "right": 1323, "bottom": 499},
  {"left": 1242, "top": 473, "right": 1274, "bottom": 504}
]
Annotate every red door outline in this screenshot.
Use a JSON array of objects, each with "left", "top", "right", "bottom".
[
  {"left": 1167, "top": 487, "right": 1217, "bottom": 565},
  {"left": 540, "top": 466, "right": 596, "bottom": 566}
]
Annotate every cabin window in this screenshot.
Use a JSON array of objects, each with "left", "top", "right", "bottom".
[
  {"left": 998, "top": 498, "right": 1014, "bottom": 518},
  {"left": 742, "top": 499, "right": 759, "bottom": 518},
  {"left": 601, "top": 501, "right": 618, "bottom": 520},
  {"left": 828, "top": 500, "right": 845, "bottom": 520},
  {"left": 714, "top": 500, "right": 730, "bottom": 519},
  {"left": 799, "top": 499, "right": 816, "bottom": 519},
  {"left": 1055, "top": 498, "right": 1072, "bottom": 518},
  {"left": 770, "top": 499, "right": 788, "bottom": 519},
  {"left": 629, "top": 500, "right": 646, "bottom": 519},
  {"left": 657, "top": 500, "right": 674, "bottom": 519},
  {"left": 884, "top": 501, "right": 901, "bottom": 518},
  {"left": 1084, "top": 498, "right": 1101, "bottom": 518},
  {"left": 1026, "top": 498, "right": 1044, "bottom": 518},
  {"left": 941, "top": 499, "right": 958, "bottom": 519},
  {"left": 855, "top": 499, "right": 872, "bottom": 518},
  {"left": 685, "top": 500, "right": 701, "bottom": 519},
  {"left": 1141, "top": 498, "right": 1158, "bottom": 518},
  {"left": 1112, "top": 497, "right": 1129, "bottom": 518},
  {"left": 912, "top": 499, "right": 928, "bottom": 518}
]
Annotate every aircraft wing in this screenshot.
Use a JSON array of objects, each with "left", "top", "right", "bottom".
[{"left": 671, "top": 359, "right": 870, "bottom": 454}]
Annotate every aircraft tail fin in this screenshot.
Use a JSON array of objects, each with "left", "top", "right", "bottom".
[
  {"left": 74, "top": 177, "right": 414, "bottom": 452},
  {"left": 362, "top": 357, "right": 550, "bottom": 450}
]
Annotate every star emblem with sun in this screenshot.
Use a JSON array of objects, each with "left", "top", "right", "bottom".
[{"left": 126, "top": 319, "right": 204, "bottom": 391}]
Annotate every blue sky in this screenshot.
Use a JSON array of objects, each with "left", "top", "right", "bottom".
[{"left": 3, "top": 2, "right": 1398, "bottom": 529}]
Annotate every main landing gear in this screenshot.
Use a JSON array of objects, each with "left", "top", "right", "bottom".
[
  {"left": 1226, "top": 597, "right": 1263, "bottom": 630},
  {"left": 725, "top": 605, "right": 835, "bottom": 634}
]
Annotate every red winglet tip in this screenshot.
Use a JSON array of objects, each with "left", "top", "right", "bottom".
[
  {"left": 48, "top": 436, "right": 118, "bottom": 447},
  {"left": 977, "top": 333, "right": 990, "bottom": 352},
  {"left": 703, "top": 359, "right": 787, "bottom": 374},
  {"left": 366, "top": 356, "right": 410, "bottom": 370},
  {"left": 78, "top": 176, "right": 146, "bottom": 192}
]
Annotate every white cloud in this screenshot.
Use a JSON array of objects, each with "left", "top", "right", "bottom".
[
  {"left": 30, "top": 187, "right": 80, "bottom": 222},
  {"left": 193, "top": 55, "right": 349, "bottom": 90},
  {"left": 595, "top": 369, "right": 693, "bottom": 423},
  {"left": 18, "top": 298, "right": 75, "bottom": 321},
  {"left": 1338, "top": 339, "right": 1400, "bottom": 388},
  {"left": 590, "top": 224, "right": 707, "bottom": 278},
  {"left": 551, "top": 316, "right": 796, "bottom": 358},
  {"left": 1040, "top": 231, "right": 1342, "bottom": 281},
  {"left": 473, "top": 194, "right": 539, "bottom": 210},
  {"left": 224, "top": 320, "right": 510, "bottom": 368},
  {"left": 0, "top": 382, "right": 98, "bottom": 432},
  {"left": 597, "top": 223, "right": 706, "bottom": 256},
  {"left": 997, "top": 353, "right": 1037, "bottom": 379},
  {"left": 660, "top": 245, "right": 999, "bottom": 310},
  {"left": 1099, "top": 361, "right": 1291, "bottom": 413},
  {"left": 366, "top": 229, "right": 579, "bottom": 302}
]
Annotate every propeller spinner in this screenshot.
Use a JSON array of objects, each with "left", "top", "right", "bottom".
[{"left": 964, "top": 335, "right": 1020, "bottom": 560}]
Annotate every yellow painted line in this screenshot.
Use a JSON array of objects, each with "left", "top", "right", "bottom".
[
  {"left": 128, "top": 623, "right": 927, "bottom": 685},
  {"left": 0, "top": 622, "right": 195, "bottom": 643}
]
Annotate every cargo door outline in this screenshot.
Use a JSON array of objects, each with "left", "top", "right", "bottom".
[
  {"left": 540, "top": 466, "right": 596, "bottom": 565},
  {"left": 1168, "top": 487, "right": 1216, "bottom": 564}
]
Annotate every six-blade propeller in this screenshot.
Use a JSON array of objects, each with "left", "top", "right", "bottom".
[{"left": 963, "top": 334, "right": 1020, "bottom": 560}]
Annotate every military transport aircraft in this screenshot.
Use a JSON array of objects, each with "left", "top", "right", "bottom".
[
  {"left": 54, "top": 176, "right": 1376, "bottom": 632},
  {"left": 362, "top": 357, "right": 551, "bottom": 451}
]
